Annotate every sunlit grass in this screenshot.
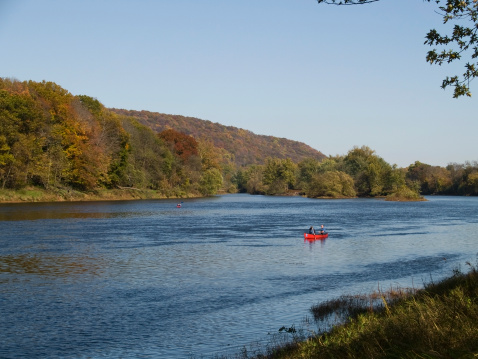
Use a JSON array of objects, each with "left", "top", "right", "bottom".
[
  {"left": 263, "top": 262, "right": 478, "bottom": 359},
  {"left": 212, "top": 261, "right": 478, "bottom": 359},
  {"left": 386, "top": 186, "right": 426, "bottom": 202},
  {"left": 385, "top": 186, "right": 426, "bottom": 202},
  {"left": 0, "top": 186, "right": 201, "bottom": 203}
]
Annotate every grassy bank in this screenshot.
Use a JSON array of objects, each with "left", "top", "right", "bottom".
[
  {"left": 0, "top": 186, "right": 200, "bottom": 203},
  {"left": 386, "top": 186, "right": 426, "bottom": 202},
  {"left": 260, "top": 263, "right": 478, "bottom": 359}
]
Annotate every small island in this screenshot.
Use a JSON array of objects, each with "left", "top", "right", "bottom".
[{"left": 385, "top": 186, "right": 427, "bottom": 202}]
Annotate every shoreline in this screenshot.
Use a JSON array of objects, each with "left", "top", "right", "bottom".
[
  {"left": 0, "top": 188, "right": 307, "bottom": 204},
  {"left": 265, "top": 264, "right": 478, "bottom": 358},
  {"left": 0, "top": 187, "right": 432, "bottom": 204},
  {"left": 0, "top": 187, "right": 204, "bottom": 204}
]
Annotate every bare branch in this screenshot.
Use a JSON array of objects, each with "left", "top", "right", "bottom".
[{"left": 317, "top": 0, "right": 380, "bottom": 4}]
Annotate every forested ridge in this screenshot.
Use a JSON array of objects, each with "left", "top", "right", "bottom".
[
  {"left": 1, "top": 78, "right": 477, "bottom": 201},
  {"left": 110, "top": 109, "right": 326, "bottom": 166}
]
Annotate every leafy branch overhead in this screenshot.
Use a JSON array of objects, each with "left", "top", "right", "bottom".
[
  {"left": 316, "top": 0, "right": 379, "bottom": 4},
  {"left": 317, "top": 0, "right": 478, "bottom": 97}
]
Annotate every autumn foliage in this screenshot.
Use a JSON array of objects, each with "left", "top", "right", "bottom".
[
  {"left": 111, "top": 109, "right": 326, "bottom": 166},
  {"left": 158, "top": 128, "right": 198, "bottom": 162},
  {"left": 1, "top": 78, "right": 477, "bottom": 199},
  {"left": 0, "top": 78, "right": 221, "bottom": 196}
]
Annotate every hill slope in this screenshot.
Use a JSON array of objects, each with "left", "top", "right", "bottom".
[{"left": 111, "top": 109, "right": 326, "bottom": 166}]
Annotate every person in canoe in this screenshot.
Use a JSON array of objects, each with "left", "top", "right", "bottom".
[
  {"left": 319, "top": 224, "right": 325, "bottom": 234},
  {"left": 308, "top": 226, "right": 316, "bottom": 234}
]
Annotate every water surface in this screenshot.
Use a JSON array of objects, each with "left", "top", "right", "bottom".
[{"left": 0, "top": 194, "right": 477, "bottom": 358}]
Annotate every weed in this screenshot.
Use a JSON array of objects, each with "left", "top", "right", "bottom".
[{"left": 267, "top": 261, "right": 478, "bottom": 358}]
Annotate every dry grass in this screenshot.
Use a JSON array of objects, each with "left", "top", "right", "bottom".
[
  {"left": 265, "top": 262, "right": 478, "bottom": 359},
  {"left": 0, "top": 186, "right": 200, "bottom": 203}
]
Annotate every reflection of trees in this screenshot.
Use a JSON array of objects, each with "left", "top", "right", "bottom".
[
  {"left": 0, "top": 210, "right": 109, "bottom": 221},
  {"left": 0, "top": 254, "right": 102, "bottom": 278}
]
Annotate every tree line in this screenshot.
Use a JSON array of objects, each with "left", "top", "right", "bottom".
[
  {"left": 0, "top": 79, "right": 222, "bottom": 197},
  {"left": 1, "top": 78, "right": 477, "bottom": 199},
  {"left": 234, "top": 147, "right": 478, "bottom": 198},
  {"left": 110, "top": 108, "right": 326, "bottom": 167}
]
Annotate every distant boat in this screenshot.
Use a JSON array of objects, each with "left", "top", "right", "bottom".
[
  {"left": 176, "top": 203, "right": 181, "bottom": 208},
  {"left": 304, "top": 232, "right": 328, "bottom": 240}
]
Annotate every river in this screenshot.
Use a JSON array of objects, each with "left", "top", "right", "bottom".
[{"left": 0, "top": 194, "right": 477, "bottom": 358}]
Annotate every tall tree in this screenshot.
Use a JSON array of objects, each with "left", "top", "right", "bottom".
[
  {"left": 199, "top": 168, "right": 223, "bottom": 196},
  {"left": 407, "top": 161, "right": 452, "bottom": 194},
  {"left": 306, "top": 171, "right": 356, "bottom": 198},
  {"left": 342, "top": 146, "right": 394, "bottom": 196},
  {"left": 316, "top": 0, "right": 478, "bottom": 97},
  {"left": 263, "top": 157, "right": 297, "bottom": 195},
  {"left": 158, "top": 129, "right": 198, "bottom": 163},
  {"left": 243, "top": 165, "right": 266, "bottom": 195}
]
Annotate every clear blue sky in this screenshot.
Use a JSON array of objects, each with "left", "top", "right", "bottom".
[{"left": 1, "top": 0, "right": 476, "bottom": 168}]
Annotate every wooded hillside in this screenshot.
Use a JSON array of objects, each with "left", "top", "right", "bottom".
[
  {"left": 110, "top": 109, "right": 326, "bottom": 166},
  {"left": 0, "top": 78, "right": 327, "bottom": 199},
  {"left": 0, "top": 79, "right": 225, "bottom": 196},
  {"left": 1, "top": 78, "right": 476, "bottom": 201}
]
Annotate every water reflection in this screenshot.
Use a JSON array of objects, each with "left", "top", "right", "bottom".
[
  {"left": 0, "top": 210, "right": 112, "bottom": 221},
  {"left": 304, "top": 238, "right": 327, "bottom": 250},
  {"left": 0, "top": 201, "right": 181, "bottom": 221},
  {"left": 0, "top": 195, "right": 476, "bottom": 359},
  {"left": 0, "top": 253, "right": 103, "bottom": 278}
]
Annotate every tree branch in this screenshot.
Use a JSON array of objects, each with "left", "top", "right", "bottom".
[{"left": 317, "top": 0, "right": 380, "bottom": 4}]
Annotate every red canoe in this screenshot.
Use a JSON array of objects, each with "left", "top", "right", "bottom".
[{"left": 304, "top": 233, "right": 328, "bottom": 240}]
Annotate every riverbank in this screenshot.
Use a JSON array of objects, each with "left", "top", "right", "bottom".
[
  {"left": 0, "top": 188, "right": 428, "bottom": 204},
  {"left": 0, "top": 186, "right": 202, "bottom": 203},
  {"left": 262, "top": 263, "right": 478, "bottom": 359}
]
